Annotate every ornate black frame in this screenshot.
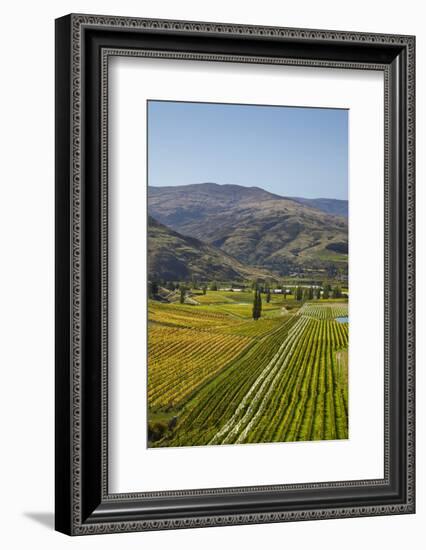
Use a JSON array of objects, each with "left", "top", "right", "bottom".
[{"left": 55, "top": 14, "right": 415, "bottom": 535}]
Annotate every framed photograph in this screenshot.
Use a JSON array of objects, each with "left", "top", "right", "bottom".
[{"left": 55, "top": 14, "right": 415, "bottom": 535}]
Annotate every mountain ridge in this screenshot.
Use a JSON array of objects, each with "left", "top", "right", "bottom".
[
  {"left": 148, "top": 215, "right": 277, "bottom": 282},
  {"left": 148, "top": 183, "right": 348, "bottom": 218},
  {"left": 148, "top": 183, "right": 348, "bottom": 277},
  {"left": 289, "top": 196, "right": 348, "bottom": 218}
]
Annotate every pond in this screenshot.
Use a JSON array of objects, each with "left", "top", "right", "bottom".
[{"left": 335, "top": 316, "right": 349, "bottom": 324}]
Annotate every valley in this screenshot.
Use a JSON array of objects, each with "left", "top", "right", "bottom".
[{"left": 147, "top": 182, "right": 349, "bottom": 447}]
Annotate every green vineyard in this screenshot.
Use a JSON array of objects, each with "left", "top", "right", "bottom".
[
  {"left": 148, "top": 325, "right": 253, "bottom": 407},
  {"left": 147, "top": 291, "right": 348, "bottom": 447},
  {"left": 297, "top": 302, "right": 348, "bottom": 320}
]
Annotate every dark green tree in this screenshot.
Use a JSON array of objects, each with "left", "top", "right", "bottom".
[
  {"left": 148, "top": 280, "right": 159, "bottom": 299},
  {"left": 252, "top": 290, "right": 258, "bottom": 320},
  {"left": 210, "top": 281, "right": 218, "bottom": 291},
  {"left": 296, "top": 286, "right": 303, "bottom": 301},
  {"left": 180, "top": 286, "right": 186, "bottom": 304},
  {"left": 266, "top": 288, "right": 271, "bottom": 303},
  {"left": 202, "top": 285, "right": 207, "bottom": 295},
  {"left": 147, "top": 420, "right": 168, "bottom": 443},
  {"left": 332, "top": 286, "right": 342, "bottom": 299},
  {"left": 252, "top": 289, "right": 262, "bottom": 320},
  {"left": 258, "top": 291, "right": 262, "bottom": 318}
]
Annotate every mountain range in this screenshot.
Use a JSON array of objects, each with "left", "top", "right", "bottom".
[
  {"left": 289, "top": 196, "right": 348, "bottom": 218},
  {"left": 148, "top": 183, "right": 348, "bottom": 280},
  {"left": 148, "top": 216, "right": 275, "bottom": 282}
]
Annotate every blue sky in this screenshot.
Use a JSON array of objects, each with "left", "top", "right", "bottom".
[{"left": 147, "top": 100, "right": 348, "bottom": 200}]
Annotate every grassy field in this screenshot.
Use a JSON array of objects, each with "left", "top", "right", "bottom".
[{"left": 147, "top": 290, "right": 348, "bottom": 447}]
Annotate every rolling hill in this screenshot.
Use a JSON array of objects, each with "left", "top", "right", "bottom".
[
  {"left": 290, "top": 197, "right": 348, "bottom": 218},
  {"left": 148, "top": 216, "right": 277, "bottom": 282},
  {"left": 148, "top": 183, "right": 348, "bottom": 276}
]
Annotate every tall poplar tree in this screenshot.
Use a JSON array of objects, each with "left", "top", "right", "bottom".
[
  {"left": 252, "top": 289, "right": 262, "bottom": 320},
  {"left": 258, "top": 290, "right": 262, "bottom": 318},
  {"left": 266, "top": 288, "right": 271, "bottom": 303}
]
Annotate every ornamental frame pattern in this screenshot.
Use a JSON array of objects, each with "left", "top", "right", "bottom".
[{"left": 58, "top": 13, "right": 415, "bottom": 535}]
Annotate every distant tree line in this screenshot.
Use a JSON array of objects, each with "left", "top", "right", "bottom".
[
  {"left": 148, "top": 277, "right": 345, "bottom": 304},
  {"left": 291, "top": 284, "right": 343, "bottom": 301}
]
